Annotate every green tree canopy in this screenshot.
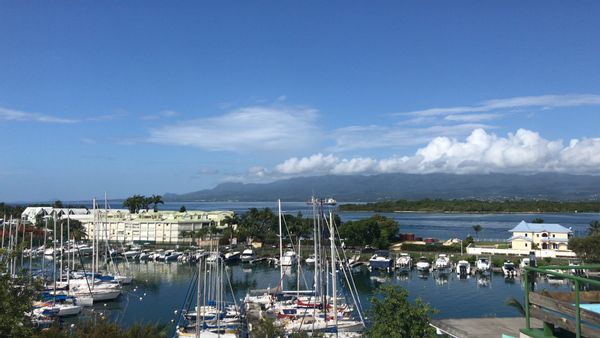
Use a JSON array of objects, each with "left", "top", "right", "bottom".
[
  {"left": 366, "top": 284, "right": 437, "bottom": 338},
  {"left": 570, "top": 235, "right": 600, "bottom": 263},
  {"left": 588, "top": 220, "right": 600, "bottom": 236},
  {"left": 338, "top": 214, "right": 399, "bottom": 248}
]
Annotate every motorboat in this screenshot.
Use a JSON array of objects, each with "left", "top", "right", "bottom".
[
  {"left": 164, "top": 251, "right": 182, "bottom": 262},
  {"left": 305, "top": 255, "right": 316, "bottom": 264},
  {"left": 368, "top": 250, "right": 393, "bottom": 271},
  {"left": 395, "top": 253, "right": 413, "bottom": 271},
  {"left": 122, "top": 250, "right": 140, "bottom": 259},
  {"left": 434, "top": 254, "right": 452, "bottom": 273},
  {"left": 519, "top": 258, "right": 531, "bottom": 271},
  {"left": 502, "top": 261, "right": 517, "bottom": 277},
  {"left": 280, "top": 250, "right": 297, "bottom": 266},
  {"left": 456, "top": 260, "right": 471, "bottom": 276},
  {"left": 475, "top": 258, "right": 491, "bottom": 274},
  {"left": 240, "top": 248, "right": 256, "bottom": 263},
  {"left": 415, "top": 256, "right": 431, "bottom": 271},
  {"left": 224, "top": 251, "right": 241, "bottom": 262}
]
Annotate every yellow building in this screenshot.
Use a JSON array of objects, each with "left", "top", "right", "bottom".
[
  {"left": 80, "top": 210, "right": 234, "bottom": 244},
  {"left": 508, "top": 220, "right": 572, "bottom": 251}
]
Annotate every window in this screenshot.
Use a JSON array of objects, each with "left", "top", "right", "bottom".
[
  {"left": 525, "top": 233, "right": 528, "bottom": 237},
  {"left": 536, "top": 234, "right": 539, "bottom": 237},
  {"left": 525, "top": 243, "right": 528, "bottom": 247},
  {"left": 552, "top": 234, "right": 555, "bottom": 238}
]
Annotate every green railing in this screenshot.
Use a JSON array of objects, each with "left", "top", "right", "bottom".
[{"left": 522, "top": 264, "right": 600, "bottom": 338}]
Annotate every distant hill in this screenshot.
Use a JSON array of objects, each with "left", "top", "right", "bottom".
[{"left": 164, "top": 173, "right": 600, "bottom": 202}]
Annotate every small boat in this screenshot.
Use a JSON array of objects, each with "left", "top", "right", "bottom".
[
  {"left": 502, "top": 261, "right": 517, "bottom": 277},
  {"left": 475, "top": 258, "right": 491, "bottom": 274},
  {"left": 305, "top": 255, "right": 316, "bottom": 264},
  {"left": 240, "top": 248, "right": 256, "bottom": 263},
  {"left": 456, "top": 260, "right": 471, "bottom": 276},
  {"left": 165, "top": 251, "right": 182, "bottom": 262},
  {"left": 225, "top": 251, "right": 241, "bottom": 262},
  {"left": 415, "top": 256, "right": 431, "bottom": 271},
  {"left": 369, "top": 250, "right": 393, "bottom": 271},
  {"left": 434, "top": 254, "right": 452, "bottom": 274},
  {"left": 280, "top": 250, "right": 297, "bottom": 266},
  {"left": 395, "top": 253, "right": 413, "bottom": 271},
  {"left": 519, "top": 258, "right": 531, "bottom": 271},
  {"left": 122, "top": 250, "right": 140, "bottom": 259}
]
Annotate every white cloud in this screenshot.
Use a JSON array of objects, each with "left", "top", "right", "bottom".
[
  {"left": 148, "top": 106, "right": 321, "bottom": 152},
  {"left": 329, "top": 123, "right": 493, "bottom": 152},
  {"left": 260, "top": 128, "right": 600, "bottom": 177},
  {"left": 445, "top": 113, "right": 503, "bottom": 122},
  {"left": 399, "top": 94, "right": 600, "bottom": 117},
  {"left": 0, "top": 107, "right": 77, "bottom": 123}
]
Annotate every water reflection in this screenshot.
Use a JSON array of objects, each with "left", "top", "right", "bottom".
[{"left": 55, "top": 260, "right": 576, "bottom": 329}]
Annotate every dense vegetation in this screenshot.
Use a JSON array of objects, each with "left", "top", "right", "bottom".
[
  {"left": 340, "top": 199, "right": 600, "bottom": 213},
  {"left": 569, "top": 220, "right": 600, "bottom": 263},
  {"left": 122, "top": 195, "right": 164, "bottom": 213},
  {"left": 366, "top": 285, "right": 437, "bottom": 337},
  {"left": 338, "top": 215, "right": 399, "bottom": 249}
]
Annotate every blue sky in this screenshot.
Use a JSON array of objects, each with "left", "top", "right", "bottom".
[{"left": 2, "top": 1, "right": 600, "bottom": 201}]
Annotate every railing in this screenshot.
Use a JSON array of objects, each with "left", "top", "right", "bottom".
[{"left": 522, "top": 264, "right": 600, "bottom": 338}]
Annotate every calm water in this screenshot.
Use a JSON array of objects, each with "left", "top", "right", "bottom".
[
  {"left": 159, "top": 201, "right": 598, "bottom": 240},
  {"left": 68, "top": 259, "right": 574, "bottom": 330}
]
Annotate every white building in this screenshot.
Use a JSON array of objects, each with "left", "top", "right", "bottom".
[
  {"left": 21, "top": 207, "right": 90, "bottom": 224},
  {"left": 81, "top": 210, "right": 234, "bottom": 244}
]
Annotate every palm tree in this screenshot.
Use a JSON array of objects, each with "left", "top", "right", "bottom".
[
  {"left": 589, "top": 220, "right": 600, "bottom": 236},
  {"left": 472, "top": 224, "right": 483, "bottom": 239},
  {"left": 150, "top": 195, "right": 164, "bottom": 212}
]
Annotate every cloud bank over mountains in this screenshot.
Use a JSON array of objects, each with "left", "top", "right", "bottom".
[{"left": 264, "top": 128, "right": 600, "bottom": 178}]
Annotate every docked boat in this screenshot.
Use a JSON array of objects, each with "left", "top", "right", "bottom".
[
  {"left": 395, "top": 253, "right": 413, "bottom": 271},
  {"left": 369, "top": 250, "right": 393, "bottom": 271},
  {"left": 305, "top": 255, "right": 316, "bottom": 264},
  {"left": 502, "top": 261, "right": 517, "bottom": 277},
  {"left": 456, "top": 260, "right": 471, "bottom": 276},
  {"left": 240, "top": 248, "right": 256, "bottom": 263},
  {"left": 280, "top": 250, "right": 298, "bottom": 266},
  {"left": 224, "top": 251, "right": 241, "bottom": 262},
  {"left": 415, "top": 256, "right": 431, "bottom": 271},
  {"left": 434, "top": 254, "right": 452, "bottom": 273},
  {"left": 475, "top": 258, "right": 491, "bottom": 274},
  {"left": 520, "top": 258, "right": 531, "bottom": 271}
]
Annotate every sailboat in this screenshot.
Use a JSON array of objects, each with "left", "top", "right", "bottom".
[
  {"left": 175, "top": 252, "right": 241, "bottom": 337},
  {"left": 246, "top": 198, "right": 365, "bottom": 336}
]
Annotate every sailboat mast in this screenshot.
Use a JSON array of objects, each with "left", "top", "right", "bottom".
[
  {"left": 278, "top": 199, "right": 284, "bottom": 290},
  {"left": 330, "top": 211, "right": 338, "bottom": 331},
  {"left": 60, "top": 211, "right": 64, "bottom": 281},
  {"left": 53, "top": 214, "right": 57, "bottom": 304}
]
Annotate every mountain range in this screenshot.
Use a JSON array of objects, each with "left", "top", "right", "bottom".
[{"left": 164, "top": 173, "right": 600, "bottom": 202}]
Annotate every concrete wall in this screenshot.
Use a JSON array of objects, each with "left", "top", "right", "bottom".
[{"left": 467, "top": 246, "right": 577, "bottom": 258}]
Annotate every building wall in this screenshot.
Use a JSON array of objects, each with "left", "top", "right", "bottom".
[
  {"left": 82, "top": 210, "right": 233, "bottom": 244},
  {"left": 511, "top": 230, "right": 571, "bottom": 251}
]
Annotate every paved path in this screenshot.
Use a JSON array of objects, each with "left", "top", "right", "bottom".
[{"left": 430, "top": 317, "right": 543, "bottom": 338}]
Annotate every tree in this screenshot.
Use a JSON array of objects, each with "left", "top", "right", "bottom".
[
  {"left": 531, "top": 218, "right": 545, "bottom": 224},
  {"left": 472, "top": 224, "right": 483, "bottom": 239},
  {"left": 149, "top": 195, "right": 164, "bottom": 212},
  {"left": 122, "top": 195, "right": 146, "bottom": 213},
  {"left": 569, "top": 235, "right": 600, "bottom": 263},
  {"left": 52, "top": 200, "right": 63, "bottom": 208},
  {"left": 588, "top": 220, "right": 600, "bottom": 236},
  {"left": 366, "top": 284, "right": 437, "bottom": 337},
  {"left": 339, "top": 215, "right": 399, "bottom": 248},
  {"left": 179, "top": 205, "right": 187, "bottom": 213},
  {"left": 0, "top": 253, "right": 41, "bottom": 338}
]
